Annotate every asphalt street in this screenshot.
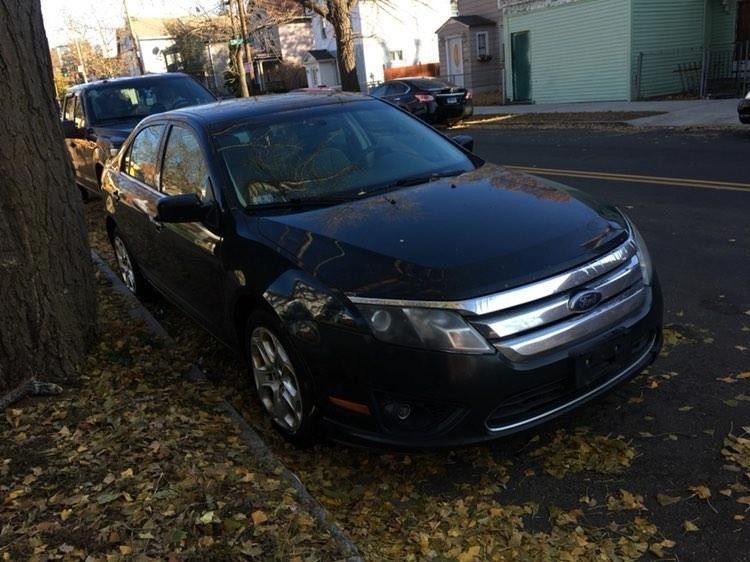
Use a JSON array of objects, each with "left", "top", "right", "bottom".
[{"left": 469, "top": 126, "right": 750, "bottom": 561}]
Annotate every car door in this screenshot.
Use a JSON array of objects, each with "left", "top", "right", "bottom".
[
  {"left": 112, "top": 124, "right": 167, "bottom": 283},
  {"left": 61, "top": 95, "right": 80, "bottom": 182},
  {"left": 153, "top": 124, "right": 224, "bottom": 329},
  {"left": 72, "top": 93, "right": 98, "bottom": 190}
]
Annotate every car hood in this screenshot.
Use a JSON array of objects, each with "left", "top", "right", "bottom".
[
  {"left": 257, "top": 164, "right": 629, "bottom": 301},
  {"left": 93, "top": 120, "right": 140, "bottom": 148}
]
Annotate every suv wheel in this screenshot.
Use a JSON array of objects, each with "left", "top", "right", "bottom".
[
  {"left": 246, "top": 310, "right": 317, "bottom": 445},
  {"left": 112, "top": 230, "right": 145, "bottom": 296}
]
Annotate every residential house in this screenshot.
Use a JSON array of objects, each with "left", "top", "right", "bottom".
[
  {"left": 303, "top": 0, "right": 453, "bottom": 91},
  {"left": 439, "top": 0, "right": 747, "bottom": 103},
  {"left": 437, "top": 1, "right": 503, "bottom": 92}
]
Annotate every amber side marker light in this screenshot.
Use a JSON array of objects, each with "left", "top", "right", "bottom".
[{"left": 329, "top": 396, "right": 371, "bottom": 416}]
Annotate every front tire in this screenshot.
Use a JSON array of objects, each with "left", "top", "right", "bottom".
[
  {"left": 246, "top": 310, "right": 318, "bottom": 446},
  {"left": 112, "top": 230, "right": 146, "bottom": 296}
]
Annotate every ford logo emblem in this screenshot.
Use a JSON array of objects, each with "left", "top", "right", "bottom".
[{"left": 568, "top": 290, "right": 602, "bottom": 313}]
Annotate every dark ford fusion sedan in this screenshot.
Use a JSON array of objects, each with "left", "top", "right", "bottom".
[{"left": 102, "top": 93, "right": 662, "bottom": 447}]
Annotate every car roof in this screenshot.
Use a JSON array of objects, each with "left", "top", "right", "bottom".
[
  {"left": 139, "top": 91, "right": 377, "bottom": 133},
  {"left": 67, "top": 72, "right": 198, "bottom": 93}
]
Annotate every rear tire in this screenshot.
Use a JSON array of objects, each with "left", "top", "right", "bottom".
[
  {"left": 245, "top": 309, "right": 318, "bottom": 446},
  {"left": 111, "top": 229, "right": 146, "bottom": 296}
]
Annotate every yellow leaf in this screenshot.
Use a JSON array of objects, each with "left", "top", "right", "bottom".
[
  {"left": 689, "top": 485, "right": 711, "bottom": 499},
  {"left": 656, "top": 493, "right": 681, "bottom": 506},
  {"left": 251, "top": 510, "right": 268, "bottom": 525},
  {"left": 683, "top": 520, "right": 699, "bottom": 532},
  {"left": 120, "top": 468, "right": 134, "bottom": 479},
  {"left": 60, "top": 509, "right": 72, "bottom": 521},
  {"left": 458, "top": 545, "right": 481, "bottom": 562},
  {"left": 119, "top": 545, "right": 132, "bottom": 555}
]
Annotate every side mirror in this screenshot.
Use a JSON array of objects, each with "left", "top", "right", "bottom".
[
  {"left": 156, "top": 193, "right": 209, "bottom": 223},
  {"left": 62, "top": 120, "right": 84, "bottom": 139},
  {"left": 450, "top": 134, "right": 474, "bottom": 152}
]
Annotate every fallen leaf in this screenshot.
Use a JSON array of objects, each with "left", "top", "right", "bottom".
[
  {"left": 683, "top": 520, "right": 699, "bottom": 532},
  {"left": 689, "top": 485, "right": 711, "bottom": 499},
  {"left": 458, "top": 546, "right": 481, "bottom": 562},
  {"left": 119, "top": 545, "right": 132, "bottom": 555},
  {"left": 251, "top": 510, "right": 268, "bottom": 525},
  {"left": 656, "top": 493, "right": 682, "bottom": 506},
  {"left": 737, "top": 496, "right": 750, "bottom": 506}
]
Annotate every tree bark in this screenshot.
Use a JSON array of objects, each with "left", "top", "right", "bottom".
[
  {"left": 330, "top": 0, "right": 360, "bottom": 92},
  {"left": 0, "top": 0, "right": 96, "bottom": 394}
]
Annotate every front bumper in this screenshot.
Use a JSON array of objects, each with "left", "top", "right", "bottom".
[{"left": 302, "top": 279, "right": 663, "bottom": 448}]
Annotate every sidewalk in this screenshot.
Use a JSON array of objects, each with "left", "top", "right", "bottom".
[{"left": 474, "top": 98, "right": 744, "bottom": 127}]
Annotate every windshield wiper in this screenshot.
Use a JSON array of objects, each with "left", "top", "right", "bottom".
[
  {"left": 249, "top": 195, "right": 353, "bottom": 211},
  {"left": 364, "top": 169, "right": 468, "bottom": 194}
]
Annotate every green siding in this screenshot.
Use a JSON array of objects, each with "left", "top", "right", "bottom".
[
  {"left": 505, "top": 0, "right": 631, "bottom": 103},
  {"left": 709, "top": 0, "right": 737, "bottom": 47},
  {"left": 631, "top": 0, "right": 707, "bottom": 98}
]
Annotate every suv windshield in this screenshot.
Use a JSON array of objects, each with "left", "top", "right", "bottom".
[
  {"left": 214, "top": 100, "right": 475, "bottom": 207},
  {"left": 86, "top": 78, "right": 214, "bottom": 125}
]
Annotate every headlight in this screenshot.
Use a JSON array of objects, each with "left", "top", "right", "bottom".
[
  {"left": 625, "top": 217, "right": 653, "bottom": 286},
  {"left": 356, "top": 304, "right": 493, "bottom": 354}
]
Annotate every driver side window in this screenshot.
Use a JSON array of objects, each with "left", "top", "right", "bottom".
[{"left": 160, "top": 126, "right": 210, "bottom": 199}]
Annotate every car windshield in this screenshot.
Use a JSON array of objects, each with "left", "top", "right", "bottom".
[
  {"left": 214, "top": 100, "right": 476, "bottom": 208},
  {"left": 86, "top": 78, "right": 214, "bottom": 124}
]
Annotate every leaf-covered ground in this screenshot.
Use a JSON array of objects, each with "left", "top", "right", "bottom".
[
  {"left": 0, "top": 268, "right": 349, "bottom": 561},
  {"left": 24, "top": 200, "right": 745, "bottom": 562}
]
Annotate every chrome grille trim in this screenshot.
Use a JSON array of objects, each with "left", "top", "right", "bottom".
[
  {"left": 476, "top": 255, "right": 642, "bottom": 339},
  {"left": 347, "top": 238, "right": 636, "bottom": 316},
  {"left": 493, "top": 284, "right": 649, "bottom": 361}
]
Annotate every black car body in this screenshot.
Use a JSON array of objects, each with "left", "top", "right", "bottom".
[
  {"left": 61, "top": 73, "right": 215, "bottom": 195},
  {"left": 102, "top": 93, "right": 662, "bottom": 448},
  {"left": 738, "top": 93, "right": 750, "bottom": 123},
  {"left": 369, "top": 78, "right": 473, "bottom": 125}
]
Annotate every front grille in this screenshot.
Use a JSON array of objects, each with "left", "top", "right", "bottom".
[{"left": 470, "top": 239, "right": 649, "bottom": 362}]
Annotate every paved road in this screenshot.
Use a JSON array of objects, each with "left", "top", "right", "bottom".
[{"left": 470, "top": 126, "right": 750, "bottom": 561}]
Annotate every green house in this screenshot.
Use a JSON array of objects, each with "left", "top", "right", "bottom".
[{"left": 504, "top": 0, "right": 744, "bottom": 103}]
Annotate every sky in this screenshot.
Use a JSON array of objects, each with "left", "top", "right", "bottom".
[{"left": 41, "top": 0, "right": 221, "bottom": 51}]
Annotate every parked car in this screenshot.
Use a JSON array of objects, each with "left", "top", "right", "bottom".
[
  {"left": 738, "top": 92, "right": 750, "bottom": 123},
  {"left": 102, "top": 92, "right": 662, "bottom": 447},
  {"left": 61, "top": 73, "right": 216, "bottom": 198},
  {"left": 369, "top": 77, "right": 473, "bottom": 125}
]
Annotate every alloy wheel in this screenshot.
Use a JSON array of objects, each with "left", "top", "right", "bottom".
[
  {"left": 113, "top": 236, "right": 136, "bottom": 293},
  {"left": 250, "top": 327, "right": 304, "bottom": 432}
]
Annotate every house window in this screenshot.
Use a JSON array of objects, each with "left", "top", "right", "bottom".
[
  {"left": 320, "top": 20, "right": 327, "bottom": 39},
  {"left": 476, "top": 32, "right": 489, "bottom": 58},
  {"left": 388, "top": 50, "right": 403, "bottom": 61},
  {"left": 450, "top": 0, "right": 458, "bottom": 16}
]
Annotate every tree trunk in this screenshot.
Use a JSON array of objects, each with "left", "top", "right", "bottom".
[
  {"left": 234, "top": 48, "right": 250, "bottom": 97},
  {"left": 330, "top": 0, "right": 360, "bottom": 92},
  {"left": 0, "top": 0, "right": 96, "bottom": 395}
]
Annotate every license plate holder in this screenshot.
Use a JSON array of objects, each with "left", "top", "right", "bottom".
[{"left": 574, "top": 333, "right": 631, "bottom": 389}]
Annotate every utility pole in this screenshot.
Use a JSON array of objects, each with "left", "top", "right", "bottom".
[
  {"left": 73, "top": 38, "right": 88, "bottom": 83},
  {"left": 237, "top": 0, "right": 254, "bottom": 94},
  {"left": 123, "top": 0, "right": 144, "bottom": 75}
]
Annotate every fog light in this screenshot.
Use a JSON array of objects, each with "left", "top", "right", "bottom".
[{"left": 396, "top": 403, "right": 411, "bottom": 420}]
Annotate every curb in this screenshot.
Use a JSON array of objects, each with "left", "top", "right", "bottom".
[{"left": 91, "top": 250, "right": 363, "bottom": 561}]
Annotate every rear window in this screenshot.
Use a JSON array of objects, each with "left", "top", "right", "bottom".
[{"left": 408, "top": 79, "right": 453, "bottom": 90}]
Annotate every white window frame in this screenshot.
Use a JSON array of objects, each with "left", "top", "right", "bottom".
[{"left": 476, "top": 31, "right": 489, "bottom": 58}]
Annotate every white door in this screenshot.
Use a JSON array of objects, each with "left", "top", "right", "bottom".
[{"left": 446, "top": 37, "right": 464, "bottom": 87}]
